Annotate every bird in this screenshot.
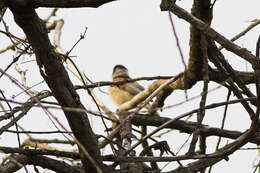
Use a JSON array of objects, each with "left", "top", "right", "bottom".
[
  {"left": 108, "top": 64, "right": 145, "bottom": 107},
  {"left": 108, "top": 64, "right": 160, "bottom": 170}
]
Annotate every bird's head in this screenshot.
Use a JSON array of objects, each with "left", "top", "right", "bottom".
[{"left": 112, "top": 64, "right": 129, "bottom": 78}]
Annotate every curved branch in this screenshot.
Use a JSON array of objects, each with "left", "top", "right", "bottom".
[{"left": 0, "top": 154, "right": 80, "bottom": 173}]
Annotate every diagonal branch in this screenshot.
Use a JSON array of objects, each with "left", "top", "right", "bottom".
[
  {"left": 6, "top": 1, "right": 104, "bottom": 172},
  {"left": 160, "top": 0, "right": 260, "bottom": 66}
]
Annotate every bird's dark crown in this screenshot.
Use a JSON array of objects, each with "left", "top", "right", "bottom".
[{"left": 113, "top": 64, "right": 128, "bottom": 73}]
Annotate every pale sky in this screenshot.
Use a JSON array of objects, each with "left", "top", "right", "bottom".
[{"left": 0, "top": 0, "right": 260, "bottom": 172}]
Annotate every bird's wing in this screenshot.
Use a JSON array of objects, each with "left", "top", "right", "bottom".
[{"left": 121, "top": 82, "right": 144, "bottom": 96}]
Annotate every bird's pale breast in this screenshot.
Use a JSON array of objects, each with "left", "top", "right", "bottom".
[{"left": 108, "top": 86, "right": 134, "bottom": 106}]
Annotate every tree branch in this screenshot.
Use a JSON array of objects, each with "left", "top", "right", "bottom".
[
  {"left": 6, "top": 0, "right": 103, "bottom": 172},
  {"left": 0, "top": 154, "right": 80, "bottom": 173},
  {"left": 1, "top": 0, "right": 117, "bottom": 8},
  {"left": 160, "top": 0, "right": 260, "bottom": 66}
]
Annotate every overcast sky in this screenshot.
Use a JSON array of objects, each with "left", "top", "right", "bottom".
[{"left": 1, "top": 0, "right": 260, "bottom": 172}]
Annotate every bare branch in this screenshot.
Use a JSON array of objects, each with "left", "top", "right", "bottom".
[
  {"left": 219, "top": 19, "right": 260, "bottom": 50},
  {"left": 6, "top": 1, "right": 104, "bottom": 172},
  {"left": 161, "top": 0, "right": 260, "bottom": 66},
  {"left": 0, "top": 154, "right": 80, "bottom": 173}
]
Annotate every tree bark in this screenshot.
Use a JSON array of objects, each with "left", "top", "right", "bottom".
[{"left": 5, "top": 0, "right": 103, "bottom": 172}]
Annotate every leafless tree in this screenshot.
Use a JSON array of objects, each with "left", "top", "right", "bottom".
[{"left": 0, "top": 0, "right": 260, "bottom": 173}]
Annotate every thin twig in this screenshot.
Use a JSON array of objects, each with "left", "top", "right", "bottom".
[
  {"left": 208, "top": 89, "right": 231, "bottom": 173},
  {"left": 219, "top": 19, "right": 260, "bottom": 50},
  {"left": 5, "top": 130, "right": 72, "bottom": 134},
  {"left": 0, "top": 46, "right": 30, "bottom": 79},
  {"left": 0, "top": 7, "right": 7, "bottom": 22},
  {"left": 168, "top": 11, "right": 188, "bottom": 100},
  {"left": 66, "top": 27, "right": 88, "bottom": 55},
  {"left": 44, "top": 8, "right": 58, "bottom": 22},
  {"left": 0, "top": 90, "right": 22, "bottom": 147}
]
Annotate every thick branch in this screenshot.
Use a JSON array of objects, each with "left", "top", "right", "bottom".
[
  {"left": 6, "top": 0, "right": 103, "bottom": 172},
  {"left": 132, "top": 114, "right": 260, "bottom": 145},
  {"left": 0, "top": 146, "right": 80, "bottom": 159},
  {"left": 0, "top": 154, "right": 80, "bottom": 173},
  {"left": 1, "top": 0, "right": 117, "bottom": 8}
]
